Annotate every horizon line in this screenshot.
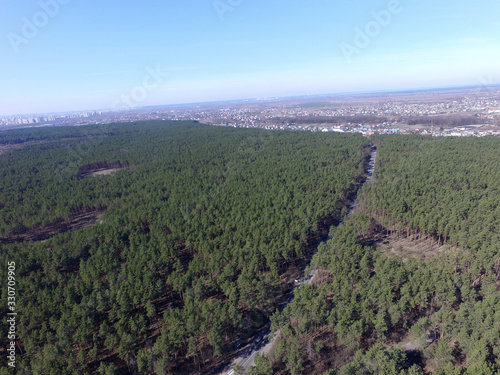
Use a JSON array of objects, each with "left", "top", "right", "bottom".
[{"left": 3, "top": 82, "right": 500, "bottom": 118}]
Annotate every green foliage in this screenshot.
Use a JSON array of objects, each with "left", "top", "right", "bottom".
[
  {"left": 425, "top": 340, "right": 454, "bottom": 371},
  {"left": 233, "top": 365, "right": 245, "bottom": 375},
  {"left": 98, "top": 362, "right": 118, "bottom": 375},
  {"left": 338, "top": 344, "right": 407, "bottom": 375},
  {"left": 0, "top": 121, "right": 370, "bottom": 373},
  {"left": 272, "top": 135, "right": 500, "bottom": 374},
  {"left": 247, "top": 354, "right": 273, "bottom": 375}
]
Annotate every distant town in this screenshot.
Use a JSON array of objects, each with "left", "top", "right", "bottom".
[{"left": 2, "top": 86, "right": 500, "bottom": 137}]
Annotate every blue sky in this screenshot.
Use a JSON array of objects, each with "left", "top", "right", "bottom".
[{"left": 1, "top": 0, "right": 499, "bottom": 116}]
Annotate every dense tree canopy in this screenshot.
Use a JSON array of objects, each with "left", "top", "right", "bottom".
[
  {"left": 269, "top": 135, "right": 500, "bottom": 374},
  {"left": 0, "top": 121, "right": 370, "bottom": 374}
]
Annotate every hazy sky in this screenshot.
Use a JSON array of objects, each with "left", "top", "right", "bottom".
[{"left": 1, "top": 0, "right": 499, "bottom": 116}]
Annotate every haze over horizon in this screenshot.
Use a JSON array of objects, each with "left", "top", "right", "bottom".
[{"left": 1, "top": 0, "right": 500, "bottom": 116}]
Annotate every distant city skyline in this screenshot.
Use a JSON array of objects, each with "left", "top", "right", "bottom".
[{"left": 1, "top": 0, "right": 500, "bottom": 116}]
